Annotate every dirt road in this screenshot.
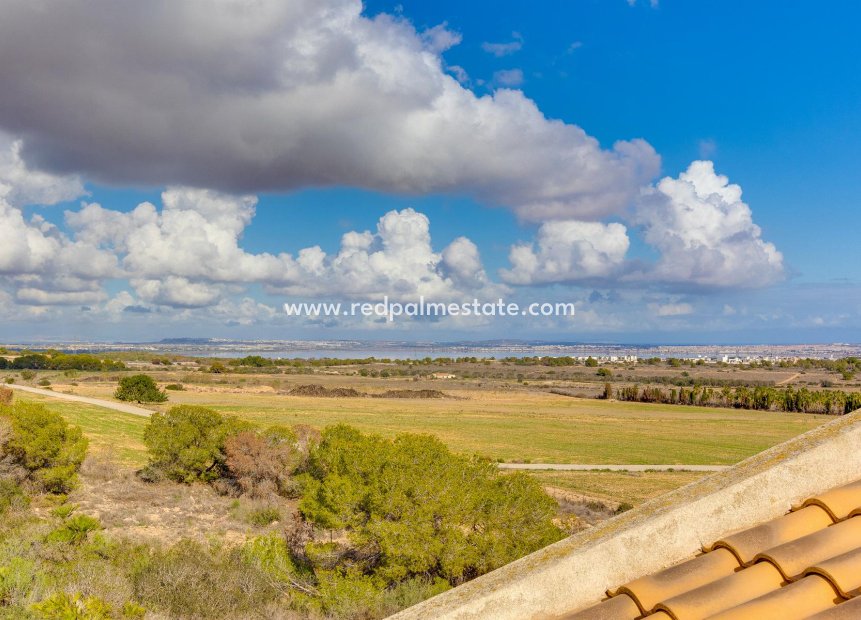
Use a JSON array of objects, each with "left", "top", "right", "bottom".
[{"left": 7, "top": 384, "right": 154, "bottom": 417}]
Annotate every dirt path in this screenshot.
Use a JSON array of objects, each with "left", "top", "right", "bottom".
[
  {"left": 498, "top": 463, "right": 730, "bottom": 472},
  {"left": 776, "top": 372, "right": 801, "bottom": 386},
  {"left": 8, "top": 384, "right": 155, "bottom": 417}
]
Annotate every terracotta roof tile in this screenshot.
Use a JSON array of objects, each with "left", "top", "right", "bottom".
[
  {"left": 795, "top": 479, "right": 861, "bottom": 521},
  {"left": 703, "top": 575, "right": 840, "bottom": 620},
  {"left": 609, "top": 548, "right": 740, "bottom": 613},
  {"left": 807, "top": 595, "right": 861, "bottom": 619},
  {"left": 708, "top": 505, "right": 833, "bottom": 564},
  {"left": 805, "top": 547, "right": 861, "bottom": 598},
  {"left": 754, "top": 517, "right": 861, "bottom": 579},
  {"left": 560, "top": 592, "right": 640, "bottom": 620},
  {"left": 655, "top": 562, "right": 784, "bottom": 620},
  {"left": 562, "top": 477, "right": 861, "bottom": 620}
]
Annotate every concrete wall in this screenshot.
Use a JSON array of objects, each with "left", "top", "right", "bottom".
[{"left": 390, "top": 410, "right": 861, "bottom": 620}]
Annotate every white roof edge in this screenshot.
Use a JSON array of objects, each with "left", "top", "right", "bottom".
[{"left": 389, "top": 409, "right": 861, "bottom": 620}]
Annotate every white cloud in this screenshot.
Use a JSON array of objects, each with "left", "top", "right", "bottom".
[
  {"left": 269, "top": 208, "right": 505, "bottom": 301},
  {"left": 421, "top": 23, "right": 462, "bottom": 54},
  {"left": 67, "top": 188, "right": 296, "bottom": 286},
  {"left": 64, "top": 190, "right": 503, "bottom": 307},
  {"left": 0, "top": 142, "right": 115, "bottom": 291},
  {"left": 493, "top": 69, "right": 525, "bottom": 87},
  {"left": 0, "top": 136, "right": 85, "bottom": 208},
  {"left": 0, "top": 0, "right": 659, "bottom": 223},
  {"left": 633, "top": 161, "right": 784, "bottom": 288},
  {"left": 15, "top": 288, "right": 107, "bottom": 306},
  {"left": 447, "top": 65, "right": 469, "bottom": 84},
  {"left": 481, "top": 33, "right": 524, "bottom": 57},
  {"left": 652, "top": 302, "right": 693, "bottom": 317},
  {"left": 500, "top": 221, "right": 630, "bottom": 285}
]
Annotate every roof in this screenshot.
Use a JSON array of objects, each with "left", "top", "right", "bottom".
[
  {"left": 389, "top": 409, "right": 861, "bottom": 620},
  {"left": 564, "top": 478, "right": 861, "bottom": 619}
]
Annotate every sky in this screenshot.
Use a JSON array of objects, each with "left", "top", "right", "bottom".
[{"left": 0, "top": 0, "right": 859, "bottom": 344}]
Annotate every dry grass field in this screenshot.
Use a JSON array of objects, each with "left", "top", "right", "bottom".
[
  {"left": 29, "top": 377, "right": 830, "bottom": 466},
  {"left": 5, "top": 362, "right": 843, "bottom": 511}
]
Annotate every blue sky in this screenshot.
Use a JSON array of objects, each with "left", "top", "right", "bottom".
[{"left": 0, "top": 0, "right": 859, "bottom": 343}]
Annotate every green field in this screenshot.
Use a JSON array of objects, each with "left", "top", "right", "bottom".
[
  {"left": 21, "top": 387, "right": 830, "bottom": 466},
  {"left": 20, "top": 394, "right": 149, "bottom": 466}
]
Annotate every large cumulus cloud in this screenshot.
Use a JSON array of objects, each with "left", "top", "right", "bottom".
[
  {"left": 633, "top": 161, "right": 784, "bottom": 288},
  {"left": 0, "top": 0, "right": 658, "bottom": 222}
]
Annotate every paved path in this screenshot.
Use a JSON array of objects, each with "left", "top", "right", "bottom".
[
  {"left": 498, "top": 463, "right": 730, "bottom": 472},
  {"left": 7, "top": 384, "right": 154, "bottom": 417}
]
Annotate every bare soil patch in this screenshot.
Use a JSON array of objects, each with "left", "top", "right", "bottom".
[{"left": 52, "top": 457, "right": 295, "bottom": 546}]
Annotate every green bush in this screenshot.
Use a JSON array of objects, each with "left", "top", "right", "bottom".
[
  {"left": 20, "top": 370, "right": 35, "bottom": 381},
  {"left": 142, "top": 406, "right": 253, "bottom": 482},
  {"left": 51, "top": 503, "right": 77, "bottom": 519},
  {"left": 31, "top": 592, "right": 114, "bottom": 619},
  {"left": 114, "top": 375, "right": 167, "bottom": 403},
  {"left": 164, "top": 383, "right": 185, "bottom": 391},
  {"left": 46, "top": 514, "right": 101, "bottom": 545},
  {"left": 299, "top": 425, "right": 562, "bottom": 588},
  {"left": 0, "top": 557, "right": 37, "bottom": 610},
  {"left": 0, "top": 402, "right": 88, "bottom": 493},
  {"left": 245, "top": 505, "right": 281, "bottom": 527},
  {"left": 0, "top": 479, "right": 29, "bottom": 515}
]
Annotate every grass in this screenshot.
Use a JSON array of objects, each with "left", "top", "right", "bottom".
[
  {"left": 530, "top": 470, "right": 709, "bottom": 506},
  {"left": 20, "top": 386, "right": 831, "bottom": 466},
  {"left": 18, "top": 393, "right": 149, "bottom": 467},
  {"left": 149, "top": 388, "right": 829, "bottom": 465},
  {"left": 12, "top": 385, "right": 834, "bottom": 516}
]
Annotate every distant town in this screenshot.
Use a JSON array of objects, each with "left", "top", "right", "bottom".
[{"left": 1, "top": 338, "right": 859, "bottom": 362}]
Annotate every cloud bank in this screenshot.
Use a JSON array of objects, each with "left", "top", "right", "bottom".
[
  {"left": 0, "top": 0, "right": 658, "bottom": 223},
  {"left": 0, "top": 1, "right": 786, "bottom": 333}
]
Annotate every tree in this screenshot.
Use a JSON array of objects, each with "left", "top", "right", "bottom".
[
  {"left": 298, "top": 425, "right": 562, "bottom": 588},
  {"left": 602, "top": 383, "right": 613, "bottom": 400},
  {"left": 0, "top": 401, "right": 88, "bottom": 493},
  {"left": 115, "top": 374, "right": 167, "bottom": 403},
  {"left": 142, "top": 405, "right": 253, "bottom": 482},
  {"left": 584, "top": 357, "right": 598, "bottom": 367}
]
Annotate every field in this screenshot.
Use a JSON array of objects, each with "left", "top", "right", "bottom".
[
  {"left": 36, "top": 376, "right": 829, "bottom": 465},
  {"left": 532, "top": 470, "right": 709, "bottom": 506},
  {"left": 4, "top": 353, "right": 846, "bottom": 514}
]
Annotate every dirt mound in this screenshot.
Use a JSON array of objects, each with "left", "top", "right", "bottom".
[
  {"left": 284, "top": 384, "right": 453, "bottom": 399},
  {"left": 288, "top": 384, "right": 363, "bottom": 398},
  {"left": 374, "top": 389, "right": 449, "bottom": 399}
]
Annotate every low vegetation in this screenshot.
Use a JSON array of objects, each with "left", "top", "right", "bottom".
[
  {"left": 115, "top": 374, "right": 168, "bottom": 403},
  {"left": 613, "top": 383, "right": 861, "bottom": 415},
  {"left": 0, "top": 352, "right": 125, "bottom": 371},
  {"left": 0, "top": 401, "right": 88, "bottom": 493},
  {"left": 134, "top": 406, "right": 563, "bottom": 616}
]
